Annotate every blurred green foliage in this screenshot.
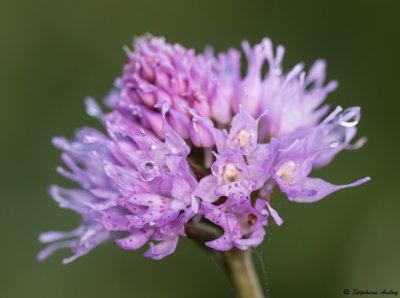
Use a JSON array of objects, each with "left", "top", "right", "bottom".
[{"left": 0, "top": 0, "right": 399, "bottom": 297}]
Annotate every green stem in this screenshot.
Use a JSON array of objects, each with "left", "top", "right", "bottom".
[
  {"left": 185, "top": 222, "right": 264, "bottom": 298},
  {"left": 214, "top": 249, "right": 264, "bottom": 298}
]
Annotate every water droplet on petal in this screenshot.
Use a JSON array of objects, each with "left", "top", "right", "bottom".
[
  {"left": 329, "top": 141, "right": 340, "bottom": 148},
  {"left": 139, "top": 172, "right": 154, "bottom": 182},
  {"left": 85, "top": 98, "right": 102, "bottom": 118},
  {"left": 340, "top": 108, "right": 360, "bottom": 127},
  {"left": 144, "top": 162, "right": 154, "bottom": 171},
  {"left": 138, "top": 161, "right": 160, "bottom": 182}
]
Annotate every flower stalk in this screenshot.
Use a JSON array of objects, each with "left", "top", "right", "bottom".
[
  {"left": 214, "top": 249, "right": 264, "bottom": 298},
  {"left": 186, "top": 222, "right": 264, "bottom": 298}
]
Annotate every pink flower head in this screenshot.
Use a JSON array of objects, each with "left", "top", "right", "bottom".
[{"left": 39, "top": 35, "right": 369, "bottom": 262}]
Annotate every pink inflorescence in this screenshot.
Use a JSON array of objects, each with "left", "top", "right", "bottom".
[{"left": 38, "top": 35, "right": 370, "bottom": 263}]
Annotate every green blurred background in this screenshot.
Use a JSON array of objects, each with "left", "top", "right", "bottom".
[{"left": 1, "top": 0, "right": 399, "bottom": 297}]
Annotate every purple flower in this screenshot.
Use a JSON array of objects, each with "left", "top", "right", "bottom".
[
  {"left": 39, "top": 35, "right": 369, "bottom": 262},
  {"left": 112, "top": 35, "right": 226, "bottom": 143},
  {"left": 200, "top": 197, "right": 283, "bottom": 251},
  {"left": 39, "top": 102, "right": 198, "bottom": 262}
]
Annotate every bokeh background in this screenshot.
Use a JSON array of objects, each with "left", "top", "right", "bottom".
[{"left": 1, "top": 0, "right": 399, "bottom": 297}]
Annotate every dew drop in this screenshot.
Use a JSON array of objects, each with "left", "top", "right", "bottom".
[
  {"left": 85, "top": 98, "right": 102, "bottom": 118},
  {"left": 340, "top": 108, "right": 360, "bottom": 127},
  {"left": 329, "top": 141, "right": 340, "bottom": 148},
  {"left": 138, "top": 161, "right": 160, "bottom": 182},
  {"left": 86, "top": 106, "right": 99, "bottom": 117}
]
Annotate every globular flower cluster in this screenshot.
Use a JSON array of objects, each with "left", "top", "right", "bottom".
[{"left": 39, "top": 35, "right": 369, "bottom": 263}]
